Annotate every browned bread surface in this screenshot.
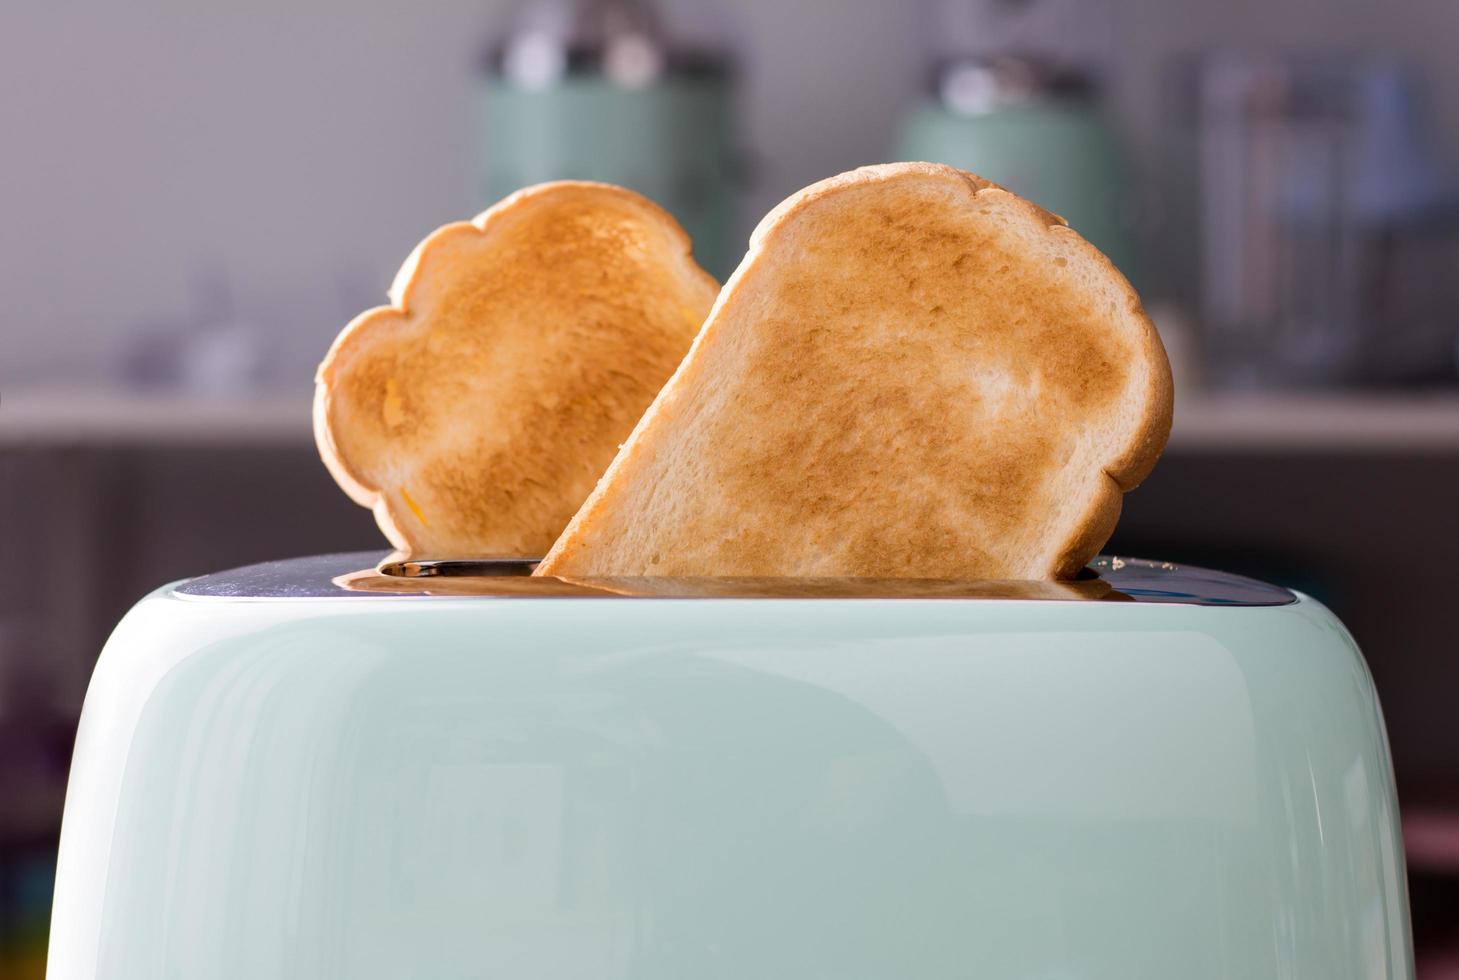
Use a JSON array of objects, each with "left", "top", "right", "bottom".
[
  {"left": 315, "top": 182, "right": 718, "bottom": 557},
  {"left": 536, "top": 163, "right": 1172, "bottom": 580}
]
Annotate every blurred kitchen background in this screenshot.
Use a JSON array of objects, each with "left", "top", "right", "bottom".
[{"left": 4, "top": 0, "right": 1459, "bottom": 975}]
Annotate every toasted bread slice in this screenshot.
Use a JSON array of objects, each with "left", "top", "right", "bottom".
[
  {"left": 315, "top": 182, "right": 718, "bottom": 557},
  {"left": 536, "top": 163, "right": 1172, "bottom": 580}
]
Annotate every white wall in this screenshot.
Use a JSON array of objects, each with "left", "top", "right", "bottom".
[
  {"left": 3, "top": 0, "right": 1457, "bottom": 387},
  {"left": 1, "top": 2, "right": 489, "bottom": 386}
]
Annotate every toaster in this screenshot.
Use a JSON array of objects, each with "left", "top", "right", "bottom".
[{"left": 47, "top": 554, "right": 1413, "bottom": 979}]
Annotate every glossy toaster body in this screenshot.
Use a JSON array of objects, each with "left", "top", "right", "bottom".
[{"left": 48, "top": 554, "right": 1413, "bottom": 980}]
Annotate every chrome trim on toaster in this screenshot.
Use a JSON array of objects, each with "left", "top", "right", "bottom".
[{"left": 171, "top": 553, "right": 1298, "bottom": 605}]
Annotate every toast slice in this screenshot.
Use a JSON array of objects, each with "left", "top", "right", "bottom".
[
  {"left": 536, "top": 163, "right": 1172, "bottom": 580},
  {"left": 315, "top": 182, "right": 718, "bottom": 557}
]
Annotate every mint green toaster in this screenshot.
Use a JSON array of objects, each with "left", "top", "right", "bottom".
[{"left": 48, "top": 555, "right": 1413, "bottom": 979}]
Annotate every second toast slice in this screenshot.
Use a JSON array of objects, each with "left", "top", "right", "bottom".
[{"left": 537, "top": 163, "right": 1172, "bottom": 580}]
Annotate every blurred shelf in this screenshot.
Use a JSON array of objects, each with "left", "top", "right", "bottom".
[
  {"left": 0, "top": 387, "right": 312, "bottom": 448},
  {"left": 1170, "top": 392, "right": 1459, "bottom": 453},
  {"left": 2, "top": 386, "right": 1458, "bottom": 452}
]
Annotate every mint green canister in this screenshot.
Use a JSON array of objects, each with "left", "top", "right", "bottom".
[
  {"left": 477, "top": 1, "right": 738, "bottom": 277},
  {"left": 898, "top": 57, "right": 1135, "bottom": 278}
]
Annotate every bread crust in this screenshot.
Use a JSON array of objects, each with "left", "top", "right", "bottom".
[
  {"left": 315, "top": 181, "right": 718, "bottom": 557},
  {"left": 537, "top": 163, "right": 1172, "bottom": 580}
]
